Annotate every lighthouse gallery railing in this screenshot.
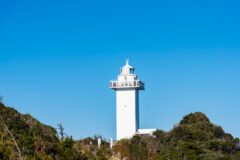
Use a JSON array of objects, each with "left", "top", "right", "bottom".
[{"left": 110, "top": 80, "right": 144, "bottom": 89}]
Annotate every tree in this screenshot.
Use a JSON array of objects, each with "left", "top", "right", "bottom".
[{"left": 57, "top": 120, "right": 65, "bottom": 143}]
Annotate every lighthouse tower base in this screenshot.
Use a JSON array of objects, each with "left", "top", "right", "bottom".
[{"left": 116, "top": 89, "right": 139, "bottom": 140}]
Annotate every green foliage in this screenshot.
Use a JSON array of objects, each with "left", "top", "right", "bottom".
[
  {"left": 0, "top": 102, "right": 112, "bottom": 160},
  {"left": 1, "top": 102, "right": 240, "bottom": 160},
  {"left": 113, "top": 112, "right": 240, "bottom": 160},
  {"left": 180, "top": 141, "right": 203, "bottom": 160},
  {"left": 180, "top": 112, "right": 210, "bottom": 124},
  {"left": 129, "top": 136, "right": 148, "bottom": 160}
]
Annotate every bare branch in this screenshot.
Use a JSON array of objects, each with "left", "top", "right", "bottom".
[
  {"left": 57, "top": 119, "right": 64, "bottom": 143},
  {"left": 2, "top": 122, "right": 22, "bottom": 159}
]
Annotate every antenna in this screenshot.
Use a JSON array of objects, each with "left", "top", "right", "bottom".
[{"left": 126, "top": 58, "right": 129, "bottom": 64}]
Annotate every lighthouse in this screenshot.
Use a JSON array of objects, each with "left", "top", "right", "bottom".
[{"left": 110, "top": 60, "right": 144, "bottom": 140}]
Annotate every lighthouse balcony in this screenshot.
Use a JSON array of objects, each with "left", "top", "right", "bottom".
[{"left": 110, "top": 80, "right": 144, "bottom": 90}]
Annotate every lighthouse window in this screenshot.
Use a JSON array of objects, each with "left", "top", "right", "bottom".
[{"left": 130, "top": 69, "right": 134, "bottom": 74}]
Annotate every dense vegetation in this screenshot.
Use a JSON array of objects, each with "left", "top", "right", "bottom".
[
  {"left": 0, "top": 102, "right": 111, "bottom": 160},
  {"left": 1, "top": 102, "right": 240, "bottom": 160},
  {"left": 113, "top": 112, "right": 240, "bottom": 160}
]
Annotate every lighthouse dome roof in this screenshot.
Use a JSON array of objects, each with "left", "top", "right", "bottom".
[{"left": 121, "top": 59, "right": 134, "bottom": 69}]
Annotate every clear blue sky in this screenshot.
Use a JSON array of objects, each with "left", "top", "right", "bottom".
[{"left": 0, "top": 0, "right": 240, "bottom": 140}]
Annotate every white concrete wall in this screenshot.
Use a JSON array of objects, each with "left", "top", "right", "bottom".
[
  {"left": 137, "top": 129, "right": 157, "bottom": 135},
  {"left": 116, "top": 89, "right": 139, "bottom": 140}
]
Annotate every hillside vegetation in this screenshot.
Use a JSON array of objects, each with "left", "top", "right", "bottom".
[
  {"left": 113, "top": 112, "right": 240, "bottom": 160},
  {"left": 0, "top": 102, "right": 240, "bottom": 160},
  {"left": 0, "top": 102, "right": 111, "bottom": 160}
]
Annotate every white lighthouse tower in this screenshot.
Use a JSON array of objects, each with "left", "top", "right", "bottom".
[{"left": 110, "top": 60, "right": 144, "bottom": 140}]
